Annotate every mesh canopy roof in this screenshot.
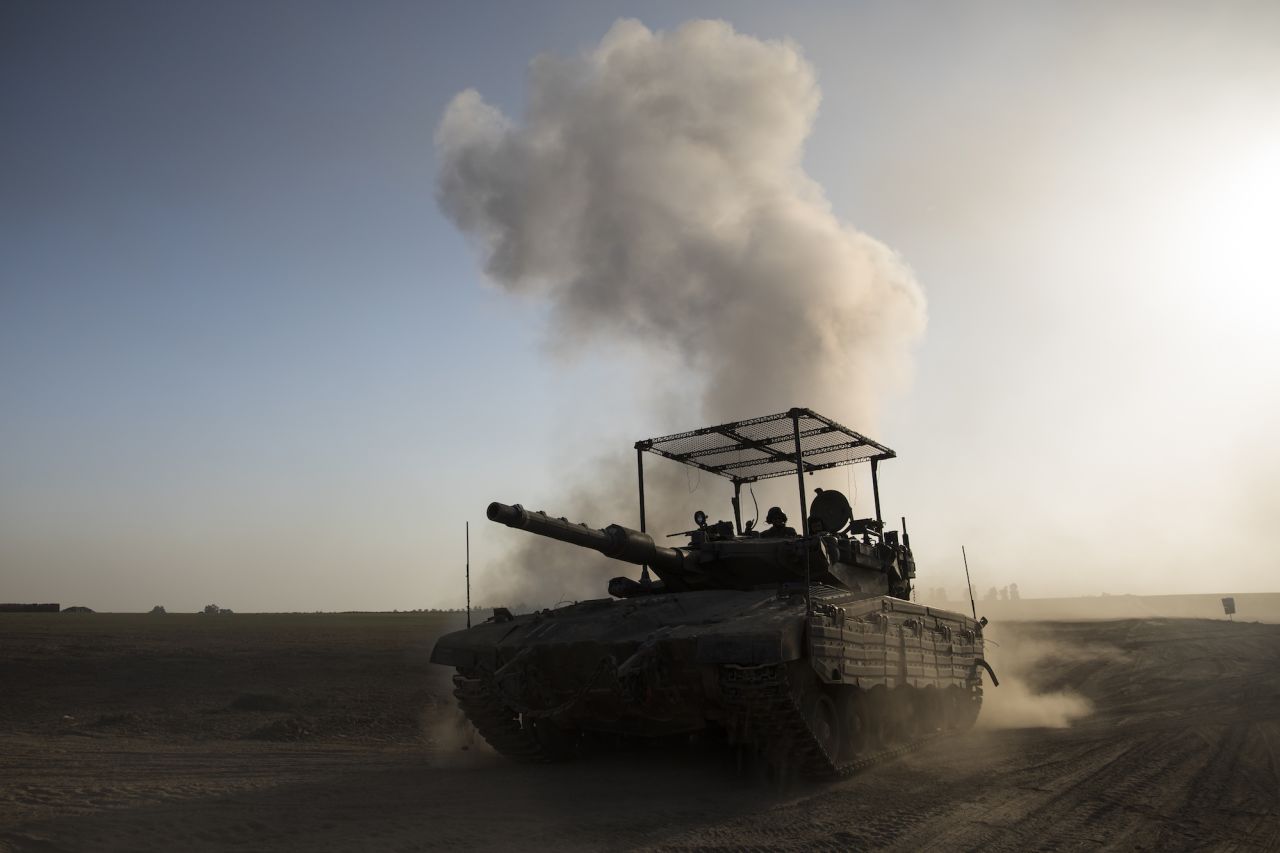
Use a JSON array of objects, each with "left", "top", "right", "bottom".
[{"left": 636, "top": 408, "right": 894, "bottom": 483}]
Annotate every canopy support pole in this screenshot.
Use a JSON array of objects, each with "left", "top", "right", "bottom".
[
  {"left": 792, "top": 413, "right": 808, "bottom": 536},
  {"left": 636, "top": 446, "right": 651, "bottom": 583},
  {"left": 871, "top": 458, "right": 883, "bottom": 523},
  {"left": 731, "top": 480, "right": 743, "bottom": 535}
]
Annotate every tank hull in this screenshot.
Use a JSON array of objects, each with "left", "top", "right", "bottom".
[{"left": 432, "top": 586, "right": 986, "bottom": 770}]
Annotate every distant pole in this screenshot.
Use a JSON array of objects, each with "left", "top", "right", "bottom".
[
  {"left": 465, "top": 521, "right": 471, "bottom": 628},
  {"left": 962, "top": 546, "right": 977, "bottom": 621}
]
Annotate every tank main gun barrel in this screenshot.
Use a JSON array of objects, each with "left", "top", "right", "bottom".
[{"left": 486, "top": 502, "right": 686, "bottom": 575}]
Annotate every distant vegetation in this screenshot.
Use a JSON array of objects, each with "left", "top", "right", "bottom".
[
  {"left": 201, "top": 604, "right": 234, "bottom": 615},
  {"left": 150, "top": 605, "right": 166, "bottom": 615},
  {"left": 983, "top": 585, "right": 1021, "bottom": 602}
]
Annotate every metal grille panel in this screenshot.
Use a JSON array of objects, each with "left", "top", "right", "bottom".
[{"left": 637, "top": 408, "right": 894, "bottom": 483}]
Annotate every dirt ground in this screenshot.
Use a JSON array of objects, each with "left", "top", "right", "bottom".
[{"left": 1, "top": 612, "right": 1277, "bottom": 852}]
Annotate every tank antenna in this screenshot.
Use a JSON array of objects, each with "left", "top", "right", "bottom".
[
  {"left": 962, "top": 545, "right": 976, "bottom": 621},
  {"left": 465, "top": 521, "right": 471, "bottom": 628}
]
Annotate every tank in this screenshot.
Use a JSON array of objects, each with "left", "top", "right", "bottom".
[{"left": 431, "top": 408, "right": 995, "bottom": 777}]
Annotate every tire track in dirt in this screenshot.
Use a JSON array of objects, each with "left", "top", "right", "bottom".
[{"left": 866, "top": 735, "right": 1168, "bottom": 851}]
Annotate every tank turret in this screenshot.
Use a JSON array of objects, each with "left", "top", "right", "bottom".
[{"left": 487, "top": 491, "right": 915, "bottom": 600}]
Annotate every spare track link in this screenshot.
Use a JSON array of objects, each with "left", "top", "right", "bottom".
[
  {"left": 452, "top": 674, "right": 561, "bottom": 763},
  {"left": 720, "top": 664, "right": 936, "bottom": 779}
]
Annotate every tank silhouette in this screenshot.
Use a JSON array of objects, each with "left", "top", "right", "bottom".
[{"left": 432, "top": 408, "right": 994, "bottom": 776}]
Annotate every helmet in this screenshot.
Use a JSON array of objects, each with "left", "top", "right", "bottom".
[{"left": 766, "top": 506, "right": 787, "bottom": 525}]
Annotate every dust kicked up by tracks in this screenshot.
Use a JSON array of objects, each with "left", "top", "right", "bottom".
[{"left": 1, "top": 613, "right": 1277, "bottom": 852}]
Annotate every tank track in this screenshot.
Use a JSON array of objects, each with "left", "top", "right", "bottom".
[
  {"left": 455, "top": 667, "right": 977, "bottom": 775},
  {"left": 452, "top": 674, "right": 566, "bottom": 762},
  {"left": 720, "top": 664, "right": 964, "bottom": 779}
]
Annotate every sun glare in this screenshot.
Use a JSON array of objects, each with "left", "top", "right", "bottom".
[{"left": 1196, "top": 140, "right": 1280, "bottom": 287}]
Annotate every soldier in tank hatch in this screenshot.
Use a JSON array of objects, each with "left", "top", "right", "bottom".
[{"left": 761, "top": 506, "right": 797, "bottom": 538}]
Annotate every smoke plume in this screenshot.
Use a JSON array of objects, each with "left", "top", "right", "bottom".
[{"left": 437, "top": 20, "right": 926, "bottom": 603}]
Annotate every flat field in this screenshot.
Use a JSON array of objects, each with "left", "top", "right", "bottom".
[{"left": 1, "top": 612, "right": 1277, "bottom": 851}]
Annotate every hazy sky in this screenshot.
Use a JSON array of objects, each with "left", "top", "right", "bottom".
[{"left": 3, "top": 1, "right": 1278, "bottom": 611}]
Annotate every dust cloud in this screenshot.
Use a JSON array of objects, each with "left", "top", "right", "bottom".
[
  {"left": 420, "top": 701, "right": 490, "bottom": 767},
  {"left": 437, "top": 20, "right": 925, "bottom": 603},
  {"left": 977, "top": 624, "right": 1100, "bottom": 729}
]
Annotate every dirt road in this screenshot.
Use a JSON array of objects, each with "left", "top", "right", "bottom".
[{"left": 1, "top": 614, "right": 1276, "bottom": 851}]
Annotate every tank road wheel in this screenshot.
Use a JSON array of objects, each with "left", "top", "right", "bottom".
[
  {"left": 941, "top": 686, "right": 962, "bottom": 731},
  {"left": 864, "top": 685, "right": 892, "bottom": 748},
  {"left": 940, "top": 685, "right": 980, "bottom": 732},
  {"left": 917, "top": 686, "right": 944, "bottom": 734},
  {"left": 956, "top": 685, "right": 982, "bottom": 731},
  {"left": 837, "top": 688, "right": 880, "bottom": 761},
  {"left": 886, "top": 688, "right": 917, "bottom": 743},
  {"left": 802, "top": 689, "right": 842, "bottom": 762}
]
